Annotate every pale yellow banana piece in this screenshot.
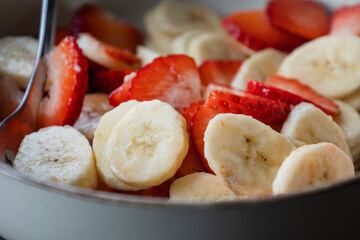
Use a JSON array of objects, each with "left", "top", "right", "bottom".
[
  {"left": 186, "top": 32, "right": 249, "bottom": 65},
  {"left": 339, "top": 88, "right": 360, "bottom": 112},
  {"left": 333, "top": 100, "right": 360, "bottom": 162},
  {"left": 107, "top": 100, "right": 189, "bottom": 189},
  {"left": 14, "top": 126, "right": 98, "bottom": 189},
  {"left": 169, "top": 172, "right": 237, "bottom": 202},
  {"left": 136, "top": 45, "right": 160, "bottom": 67},
  {"left": 231, "top": 48, "right": 286, "bottom": 90},
  {"left": 281, "top": 102, "right": 351, "bottom": 159},
  {"left": 278, "top": 35, "right": 360, "bottom": 98},
  {"left": 273, "top": 143, "right": 354, "bottom": 194},
  {"left": 144, "top": 0, "right": 223, "bottom": 54},
  {"left": 93, "top": 100, "right": 142, "bottom": 191},
  {"left": 204, "top": 113, "right": 295, "bottom": 196},
  {"left": 0, "top": 36, "right": 38, "bottom": 89},
  {"left": 74, "top": 93, "right": 113, "bottom": 143}
]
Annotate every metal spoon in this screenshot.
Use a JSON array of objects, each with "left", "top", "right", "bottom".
[{"left": 0, "top": 0, "right": 57, "bottom": 164}]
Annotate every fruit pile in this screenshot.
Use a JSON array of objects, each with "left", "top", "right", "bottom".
[{"left": 2, "top": 0, "right": 360, "bottom": 201}]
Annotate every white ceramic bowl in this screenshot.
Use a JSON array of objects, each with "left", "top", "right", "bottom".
[{"left": 1, "top": 0, "right": 360, "bottom": 239}]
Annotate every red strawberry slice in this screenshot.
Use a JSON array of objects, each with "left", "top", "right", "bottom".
[
  {"left": 246, "top": 79, "right": 304, "bottom": 105},
  {"left": 191, "top": 90, "right": 291, "bottom": 172},
  {"left": 330, "top": 4, "right": 360, "bottom": 36},
  {"left": 266, "top": 76, "right": 339, "bottom": 116},
  {"left": 109, "top": 73, "right": 135, "bottom": 106},
  {"left": 71, "top": 4, "right": 142, "bottom": 53},
  {"left": 266, "top": 0, "right": 329, "bottom": 40},
  {"left": 124, "top": 55, "right": 202, "bottom": 112},
  {"left": 38, "top": 36, "right": 88, "bottom": 128},
  {"left": 199, "top": 60, "right": 242, "bottom": 87},
  {"left": 181, "top": 101, "right": 205, "bottom": 131},
  {"left": 92, "top": 69, "right": 135, "bottom": 93},
  {"left": 175, "top": 143, "right": 206, "bottom": 178},
  {"left": 222, "top": 10, "right": 306, "bottom": 52}
]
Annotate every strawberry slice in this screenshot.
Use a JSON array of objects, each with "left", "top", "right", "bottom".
[
  {"left": 38, "top": 36, "right": 88, "bottom": 128},
  {"left": 92, "top": 69, "right": 135, "bottom": 93},
  {"left": 181, "top": 101, "right": 205, "bottom": 130},
  {"left": 109, "top": 73, "right": 136, "bottom": 106},
  {"left": 330, "top": 4, "right": 360, "bottom": 36},
  {"left": 71, "top": 4, "right": 142, "bottom": 53},
  {"left": 124, "top": 55, "right": 202, "bottom": 112},
  {"left": 266, "top": 0, "right": 329, "bottom": 40},
  {"left": 222, "top": 10, "right": 306, "bottom": 52},
  {"left": 175, "top": 143, "right": 206, "bottom": 178},
  {"left": 191, "top": 90, "right": 291, "bottom": 172},
  {"left": 199, "top": 60, "right": 242, "bottom": 87},
  {"left": 246, "top": 79, "right": 304, "bottom": 105},
  {"left": 266, "top": 76, "right": 339, "bottom": 115}
]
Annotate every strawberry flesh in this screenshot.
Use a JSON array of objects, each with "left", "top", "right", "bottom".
[
  {"left": 191, "top": 90, "right": 291, "bottom": 172},
  {"left": 199, "top": 60, "right": 242, "bottom": 87},
  {"left": 330, "top": 4, "right": 360, "bottom": 36},
  {"left": 38, "top": 36, "right": 88, "bottom": 128},
  {"left": 125, "top": 55, "right": 202, "bottom": 112},
  {"left": 222, "top": 10, "right": 306, "bottom": 52},
  {"left": 92, "top": 69, "right": 135, "bottom": 93},
  {"left": 266, "top": 0, "right": 329, "bottom": 40},
  {"left": 266, "top": 76, "right": 339, "bottom": 116},
  {"left": 246, "top": 79, "right": 304, "bottom": 105},
  {"left": 109, "top": 75, "right": 134, "bottom": 106}
]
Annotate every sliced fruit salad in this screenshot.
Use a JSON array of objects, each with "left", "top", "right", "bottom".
[{"left": 2, "top": 0, "right": 360, "bottom": 202}]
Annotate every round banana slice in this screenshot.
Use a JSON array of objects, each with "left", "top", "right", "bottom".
[
  {"left": 204, "top": 114, "right": 296, "bottom": 196},
  {"left": 169, "top": 172, "right": 237, "bottom": 202},
  {"left": 332, "top": 100, "right": 360, "bottom": 162},
  {"left": 74, "top": 93, "right": 113, "bottom": 143},
  {"left": 136, "top": 45, "right": 160, "bottom": 67},
  {"left": 13, "top": 126, "right": 97, "bottom": 189},
  {"left": 281, "top": 102, "right": 352, "bottom": 159},
  {"left": 186, "top": 32, "right": 249, "bottom": 65},
  {"left": 93, "top": 100, "right": 142, "bottom": 191},
  {"left": 144, "top": 0, "right": 222, "bottom": 54},
  {"left": 273, "top": 143, "right": 354, "bottom": 194},
  {"left": 107, "top": 100, "right": 189, "bottom": 188},
  {"left": 0, "top": 36, "right": 38, "bottom": 89},
  {"left": 145, "top": 0, "right": 222, "bottom": 37},
  {"left": 278, "top": 35, "right": 360, "bottom": 98},
  {"left": 231, "top": 48, "right": 286, "bottom": 90},
  {"left": 171, "top": 30, "right": 206, "bottom": 55}
]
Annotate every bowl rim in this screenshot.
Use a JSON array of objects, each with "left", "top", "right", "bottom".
[{"left": 1, "top": 161, "right": 359, "bottom": 209}]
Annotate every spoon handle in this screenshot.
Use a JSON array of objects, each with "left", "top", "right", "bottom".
[{"left": 0, "top": 0, "right": 57, "bottom": 164}]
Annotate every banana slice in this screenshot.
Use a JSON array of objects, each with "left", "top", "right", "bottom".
[
  {"left": 169, "top": 172, "right": 237, "bottom": 202},
  {"left": 93, "top": 100, "right": 142, "bottom": 191},
  {"left": 273, "top": 143, "right": 354, "bottom": 194},
  {"left": 136, "top": 45, "right": 160, "bottom": 67},
  {"left": 144, "top": 0, "right": 222, "bottom": 54},
  {"left": 231, "top": 48, "right": 286, "bottom": 90},
  {"left": 77, "top": 33, "right": 134, "bottom": 70},
  {"left": 0, "top": 36, "right": 38, "bottom": 89},
  {"left": 107, "top": 100, "right": 189, "bottom": 189},
  {"left": 281, "top": 102, "right": 352, "bottom": 159},
  {"left": 204, "top": 113, "right": 296, "bottom": 196},
  {"left": 340, "top": 87, "right": 360, "bottom": 112},
  {"left": 332, "top": 100, "right": 360, "bottom": 162},
  {"left": 13, "top": 126, "right": 97, "bottom": 189},
  {"left": 278, "top": 35, "right": 360, "bottom": 98},
  {"left": 74, "top": 93, "right": 113, "bottom": 143},
  {"left": 186, "top": 32, "right": 249, "bottom": 65},
  {"left": 171, "top": 30, "right": 206, "bottom": 55}
]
